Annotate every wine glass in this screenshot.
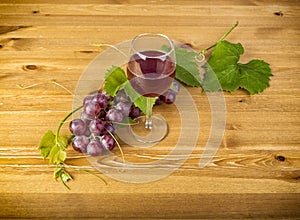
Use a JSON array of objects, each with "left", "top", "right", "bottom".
[{"left": 127, "top": 33, "right": 176, "bottom": 143}]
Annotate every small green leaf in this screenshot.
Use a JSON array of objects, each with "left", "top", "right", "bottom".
[
  {"left": 54, "top": 167, "right": 63, "bottom": 179},
  {"left": 54, "top": 167, "right": 72, "bottom": 190},
  {"left": 38, "top": 130, "right": 56, "bottom": 159},
  {"left": 104, "top": 66, "right": 128, "bottom": 96},
  {"left": 123, "top": 81, "right": 156, "bottom": 114},
  {"left": 60, "top": 169, "right": 72, "bottom": 183},
  {"left": 58, "top": 150, "right": 67, "bottom": 162},
  {"left": 57, "top": 135, "right": 69, "bottom": 150},
  {"left": 49, "top": 145, "right": 60, "bottom": 164},
  {"left": 175, "top": 47, "right": 202, "bottom": 86}
]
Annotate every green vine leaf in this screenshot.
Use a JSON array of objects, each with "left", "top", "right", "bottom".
[
  {"left": 239, "top": 60, "right": 272, "bottom": 94},
  {"left": 104, "top": 66, "right": 128, "bottom": 96},
  {"left": 203, "top": 40, "right": 272, "bottom": 94},
  {"left": 38, "top": 130, "right": 56, "bottom": 159},
  {"left": 175, "top": 47, "right": 202, "bottom": 87},
  {"left": 123, "top": 81, "right": 156, "bottom": 115}
]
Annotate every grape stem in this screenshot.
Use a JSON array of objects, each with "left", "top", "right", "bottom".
[
  {"left": 200, "top": 21, "right": 239, "bottom": 55},
  {"left": 55, "top": 105, "right": 83, "bottom": 145},
  {"left": 105, "top": 128, "right": 125, "bottom": 164},
  {"left": 62, "top": 163, "right": 107, "bottom": 185}
]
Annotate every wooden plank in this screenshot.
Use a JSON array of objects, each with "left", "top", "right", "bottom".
[
  {"left": 1, "top": 26, "right": 299, "bottom": 42},
  {"left": 1, "top": 147, "right": 300, "bottom": 178},
  {"left": 1, "top": 165, "right": 300, "bottom": 194},
  {"left": 1, "top": 34, "right": 300, "bottom": 52},
  {"left": 0, "top": 192, "right": 299, "bottom": 218},
  {"left": 0, "top": 0, "right": 299, "bottom": 6},
  {"left": 1, "top": 149, "right": 300, "bottom": 182},
  {"left": 0, "top": 15, "right": 299, "bottom": 27},
  {"left": 0, "top": 4, "right": 299, "bottom": 17},
  {"left": 0, "top": 51, "right": 298, "bottom": 68}
]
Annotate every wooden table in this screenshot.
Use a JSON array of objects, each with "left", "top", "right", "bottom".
[{"left": 1, "top": 0, "right": 299, "bottom": 219}]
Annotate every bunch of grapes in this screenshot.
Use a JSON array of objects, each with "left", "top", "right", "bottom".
[
  {"left": 69, "top": 81, "right": 180, "bottom": 156},
  {"left": 69, "top": 89, "right": 141, "bottom": 156}
]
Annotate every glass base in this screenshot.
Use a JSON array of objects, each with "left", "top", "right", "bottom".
[{"left": 129, "top": 114, "right": 168, "bottom": 144}]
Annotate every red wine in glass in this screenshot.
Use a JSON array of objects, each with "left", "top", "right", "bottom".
[
  {"left": 127, "top": 33, "right": 176, "bottom": 144},
  {"left": 127, "top": 50, "right": 176, "bottom": 97}
]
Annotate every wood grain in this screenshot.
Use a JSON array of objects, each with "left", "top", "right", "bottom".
[{"left": 0, "top": 0, "right": 299, "bottom": 219}]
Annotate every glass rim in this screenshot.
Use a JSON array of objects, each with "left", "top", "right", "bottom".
[{"left": 130, "top": 33, "right": 175, "bottom": 59}]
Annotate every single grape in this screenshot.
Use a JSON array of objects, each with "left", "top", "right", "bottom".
[
  {"left": 103, "top": 122, "right": 116, "bottom": 135},
  {"left": 92, "top": 93, "right": 108, "bottom": 109},
  {"left": 84, "top": 127, "right": 91, "bottom": 137},
  {"left": 86, "top": 140, "right": 103, "bottom": 156},
  {"left": 72, "top": 136, "right": 89, "bottom": 153},
  {"left": 80, "top": 111, "right": 93, "bottom": 126},
  {"left": 84, "top": 101, "right": 101, "bottom": 116},
  {"left": 101, "top": 90, "right": 113, "bottom": 102},
  {"left": 114, "top": 89, "right": 130, "bottom": 104},
  {"left": 129, "top": 105, "right": 142, "bottom": 119},
  {"left": 69, "top": 119, "right": 86, "bottom": 136},
  {"left": 115, "top": 101, "right": 131, "bottom": 116},
  {"left": 155, "top": 97, "right": 164, "bottom": 105},
  {"left": 83, "top": 95, "right": 93, "bottom": 105},
  {"left": 160, "top": 90, "right": 176, "bottom": 104},
  {"left": 89, "top": 119, "right": 105, "bottom": 135},
  {"left": 106, "top": 109, "right": 123, "bottom": 123},
  {"left": 101, "top": 134, "right": 116, "bottom": 151}
]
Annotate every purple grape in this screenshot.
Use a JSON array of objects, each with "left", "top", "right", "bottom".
[
  {"left": 84, "top": 128, "right": 91, "bottom": 137},
  {"left": 80, "top": 111, "right": 93, "bottom": 126},
  {"left": 101, "top": 90, "right": 113, "bottom": 102},
  {"left": 84, "top": 101, "right": 101, "bottom": 116},
  {"left": 114, "top": 89, "right": 130, "bottom": 103},
  {"left": 92, "top": 93, "right": 108, "bottom": 109},
  {"left": 101, "top": 134, "right": 116, "bottom": 151},
  {"left": 160, "top": 90, "right": 176, "bottom": 104},
  {"left": 83, "top": 95, "right": 93, "bottom": 105},
  {"left": 155, "top": 97, "right": 164, "bottom": 105},
  {"left": 81, "top": 111, "right": 93, "bottom": 120},
  {"left": 69, "top": 119, "right": 86, "bottom": 136},
  {"left": 103, "top": 122, "right": 116, "bottom": 135},
  {"left": 115, "top": 102, "right": 131, "bottom": 116},
  {"left": 72, "top": 136, "right": 89, "bottom": 153},
  {"left": 86, "top": 140, "right": 103, "bottom": 156},
  {"left": 89, "top": 119, "right": 105, "bottom": 135},
  {"left": 129, "top": 105, "right": 142, "bottom": 119},
  {"left": 106, "top": 109, "right": 123, "bottom": 123}
]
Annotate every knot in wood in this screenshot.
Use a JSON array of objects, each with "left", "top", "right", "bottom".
[
  {"left": 275, "top": 155, "right": 285, "bottom": 162},
  {"left": 274, "top": 11, "right": 283, "bottom": 16},
  {"left": 24, "top": 65, "right": 38, "bottom": 71}
]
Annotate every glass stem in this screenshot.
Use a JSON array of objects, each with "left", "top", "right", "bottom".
[{"left": 145, "top": 97, "right": 153, "bottom": 129}]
